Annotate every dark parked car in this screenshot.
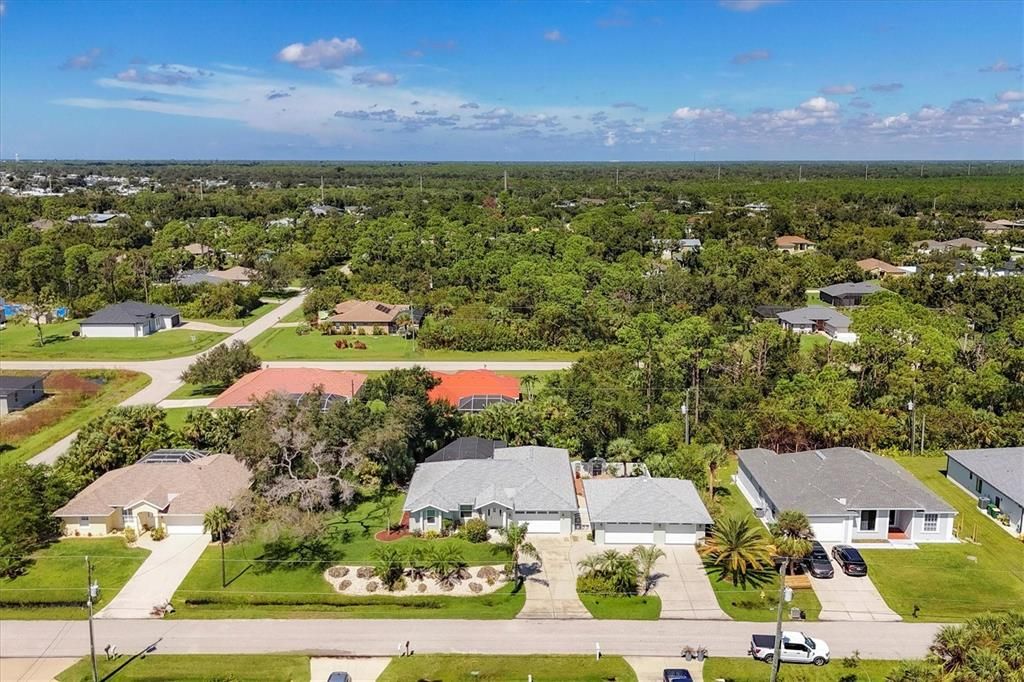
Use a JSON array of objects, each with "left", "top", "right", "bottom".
[
  {"left": 805, "top": 541, "right": 834, "bottom": 578},
  {"left": 831, "top": 545, "right": 868, "bottom": 576},
  {"left": 663, "top": 670, "right": 694, "bottom": 682},
  {"left": 327, "top": 673, "right": 351, "bottom": 682}
]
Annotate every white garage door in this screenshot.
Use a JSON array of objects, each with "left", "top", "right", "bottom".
[
  {"left": 511, "top": 513, "right": 561, "bottom": 534},
  {"left": 665, "top": 523, "right": 696, "bottom": 544},
  {"left": 810, "top": 518, "right": 846, "bottom": 542},
  {"left": 162, "top": 516, "right": 205, "bottom": 535},
  {"left": 603, "top": 523, "right": 655, "bottom": 545}
]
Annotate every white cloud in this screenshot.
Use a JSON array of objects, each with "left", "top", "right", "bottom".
[
  {"left": 543, "top": 29, "right": 566, "bottom": 42},
  {"left": 997, "top": 90, "right": 1024, "bottom": 102},
  {"left": 799, "top": 96, "right": 839, "bottom": 114},
  {"left": 719, "top": 0, "right": 783, "bottom": 11},
  {"left": 352, "top": 70, "right": 398, "bottom": 87},
  {"left": 980, "top": 59, "right": 1020, "bottom": 73},
  {"left": 868, "top": 82, "right": 903, "bottom": 93},
  {"left": 277, "top": 37, "right": 363, "bottom": 69},
  {"left": 671, "top": 107, "right": 724, "bottom": 121},
  {"left": 0, "top": 1, "right": 7, "bottom": 17},
  {"left": 820, "top": 84, "right": 856, "bottom": 95},
  {"left": 61, "top": 48, "right": 103, "bottom": 71},
  {"left": 732, "top": 49, "right": 771, "bottom": 65},
  {"left": 116, "top": 64, "right": 203, "bottom": 86}
]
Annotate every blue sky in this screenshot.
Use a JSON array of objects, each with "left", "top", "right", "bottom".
[{"left": 1, "top": 0, "right": 1022, "bottom": 160}]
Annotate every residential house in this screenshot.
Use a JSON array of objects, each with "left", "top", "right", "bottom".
[
  {"left": 945, "top": 447, "right": 1023, "bottom": 535},
  {"left": 753, "top": 305, "right": 793, "bottom": 321},
  {"left": 209, "top": 368, "right": 367, "bottom": 410},
  {"left": 653, "top": 238, "right": 702, "bottom": 261},
  {"left": 403, "top": 445, "right": 577, "bottom": 534},
  {"left": 182, "top": 242, "right": 212, "bottom": 257},
  {"left": 172, "top": 269, "right": 226, "bottom": 286},
  {"left": 53, "top": 452, "right": 250, "bottom": 536},
  {"left": 428, "top": 369, "right": 520, "bottom": 413},
  {"left": 308, "top": 203, "right": 341, "bottom": 217},
  {"left": 856, "top": 258, "right": 907, "bottom": 279},
  {"left": 327, "top": 299, "right": 417, "bottom": 334},
  {"left": 736, "top": 446, "right": 957, "bottom": 543},
  {"left": 819, "top": 281, "right": 883, "bottom": 306},
  {"left": 776, "top": 307, "right": 855, "bottom": 342},
  {"left": 209, "top": 265, "right": 254, "bottom": 285},
  {"left": 916, "top": 238, "right": 988, "bottom": 257},
  {"left": 979, "top": 218, "right": 1023, "bottom": 235},
  {"left": 584, "top": 477, "right": 712, "bottom": 546},
  {"left": 0, "top": 375, "right": 45, "bottom": 416},
  {"left": 424, "top": 437, "right": 508, "bottom": 463},
  {"left": 775, "top": 235, "right": 815, "bottom": 254},
  {"left": 745, "top": 202, "right": 771, "bottom": 212},
  {"left": 67, "top": 212, "right": 129, "bottom": 227},
  {"left": 78, "top": 302, "right": 180, "bottom": 338}
]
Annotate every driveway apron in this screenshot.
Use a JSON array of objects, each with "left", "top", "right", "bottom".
[
  {"left": 518, "top": 535, "right": 592, "bottom": 619},
  {"left": 812, "top": 547, "right": 901, "bottom": 621},
  {"left": 653, "top": 546, "right": 729, "bottom": 620}
]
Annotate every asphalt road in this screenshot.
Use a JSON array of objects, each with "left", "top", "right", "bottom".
[{"left": 0, "top": 618, "right": 942, "bottom": 660}]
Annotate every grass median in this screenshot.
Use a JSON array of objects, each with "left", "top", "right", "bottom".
[{"left": 57, "top": 654, "right": 310, "bottom": 681}]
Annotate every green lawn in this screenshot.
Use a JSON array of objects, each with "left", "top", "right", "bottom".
[
  {"left": 703, "top": 657, "right": 899, "bottom": 682},
  {"left": 859, "top": 457, "right": 1024, "bottom": 621},
  {"left": 165, "top": 382, "right": 225, "bottom": 399},
  {"left": 191, "top": 301, "right": 278, "bottom": 328},
  {"left": 57, "top": 654, "right": 309, "bottom": 682},
  {"left": 250, "top": 328, "right": 581, "bottom": 362},
  {"left": 280, "top": 306, "right": 309, "bottom": 323},
  {"left": 0, "top": 538, "right": 150, "bottom": 619},
  {"left": 708, "top": 458, "right": 822, "bottom": 622},
  {"left": 0, "top": 321, "right": 226, "bottom": 360},
  {"left": 163, "top": 407, "right": 199, "bottom": 432},
  {"left": 0, "top": 371, "right": 151, "bottom": 466},
  {"left": 379, "top": 655, "right": 637, "bottom": 682},
  {"left": 799, "top": 334, "right": 830, "bottom": 354},
  {"left": 579, "top": 592, "right": 661, "bottom": 619},
  {"left": 804, "top": 290, "right": 829, "bottom": 307},
  {"left": 172, "top": 495, "right": 520, "bottom": 618}
]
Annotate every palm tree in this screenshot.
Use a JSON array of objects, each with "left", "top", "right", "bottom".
[
  {"left": 631, "top": 545, "right": 665, "bottom": 595},
  {"left": 770, "top": 510, "right": 815, "bottom": 575},
  {"left": 405, "top": 546, "right": 429, "bottom": 582},
  {"left": 703, "top": 445, "right": 729, "bottom": 498},
  {"left": 699, "top": 514, "right": 775, "bottom": 588},
  {"left": 578, "top": 549, "right": 640, "bottom": 595},
  {"left": 371, "top": 545, "right": 406, "bottom": 590},
  {"left": 203, "top": 506, "right": 232, "bottom": 588},
  {"left": 519, "top": 374, "right": 539, "bottom": 401},
  {"left": 427, "top": 544, "right": 468, "bottom": 587},
  {"left": 495, "top": 522, "right": 538, "bottom": 581}
]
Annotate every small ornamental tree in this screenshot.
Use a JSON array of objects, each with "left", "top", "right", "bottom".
[{"left": 180, "top": 340, "right": 262, "bottom": 388}]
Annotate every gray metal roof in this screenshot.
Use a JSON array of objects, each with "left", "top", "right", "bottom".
[
  {"left": 819, "top": 281, "right": 883, "bottom": 298},
  {"left": 81, "top": 301, "right": 179, "bottom": 325},
  {"left": 403, "top": 446, "right": 577, "bottom": 514},
  {"left": 0, "top": 374, "right": 43, "bottom": 393},
  {"left": 737, "top": 447, "right": 955, "bottom": 515},
  {"left": 584, "top": 477, "right": 712, "bottom": 525},
  {"left": 776, "top": 307, "right": 851, "bottom": 326},
  {"left": 172, "top": 269, "right": 225, "bottom": 286},
  {"left": 946, "top": 448, "right": 1024, "bottom": 504}
]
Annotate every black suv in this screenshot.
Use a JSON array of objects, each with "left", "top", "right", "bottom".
[
  {"left": 804, "top": 541, "right": 834, "bottom": 578},
  {"left": 831, "top": 545, "right": 868, "bottom": 576}
]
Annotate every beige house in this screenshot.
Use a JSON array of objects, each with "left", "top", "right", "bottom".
[
  {"left": 775, "top": 235, "right": 815, "bottom": 254},
  {"left": 209, "top": 265, "right": 254, "bottom": 284},
  {"left": 856, "top": 258, "right": 907, "bottom": 279},
  {"left": 54, "top": 451, "right": 250, "bottom": 536},
  {"left": 327, "top": 299, "right": 415, "bottom": 334}
]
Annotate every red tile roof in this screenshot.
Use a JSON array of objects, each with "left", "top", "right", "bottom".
[
  {"left": 428, "top": 370, "right": 521, "bottom": 405},
  {"left": 209, "top": 368, "right": 367, "bottom": 408}
]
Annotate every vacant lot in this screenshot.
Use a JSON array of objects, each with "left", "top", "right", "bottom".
[
  {"left": 250, "top": 328, "right": 580, "bottom": 361},
  {"left": 172, "top": 495, "right": 521, "bottom": 619},
  {"left": 0, "top": 538, "right": 150, "bottom": 620},
  {"left": 379, "top": 655, "right": 637, "bottom": 682},
  {"left": 860, "top": 457, "right": 1024, "bottom": 621},
  {"left": 704, "top": 657, "right": 898, "bottom": 681},
  {"left": 190, "top": 301, "right": 278, "bottom": 328},
  {"left": 0, "top": 370, "right": 150, "bottom": 465},
  {"left": 57, "top": 654, "right": 309, "bottom": 681},
  {"left": 0, "top": 321, "right": 226, "bottom": 360}
]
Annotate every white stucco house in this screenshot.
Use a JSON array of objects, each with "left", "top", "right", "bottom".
[
  {"left": 78, "top": 301, "right": 180, "bottom": 338},
  {"left": 403, "top": 446, "right": 577, "bottom": 534},
  {"left": 54, "top": 450, "right": 250, "bottom": 536},
  {"left": 736, "top": 446, "right": 957, "bottom": 544},
  {"left": 946, "top": 447, "right": 1024, "bottom": 535},
  {"left": 776, "top": 307, "right": 857, "bottom": 343},
  {"left": 584, "top": 476, "right": 712, "bottom": 545}
]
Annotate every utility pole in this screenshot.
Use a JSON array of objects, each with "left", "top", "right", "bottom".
[
  {"left": 920, "top": 163, "right": 924, "bottom": 178},
  {"left": 769, "top": 558, "right": 791, "bottom": 682},
  {"left": 320, "top": 176, "right": 325, "bottom": 203},
  {"left": 919, "top": 412, "right": 926, "bottom": 454},
  {"left": 864, "top": 163, "right": 868, "bottom": 180},
  {"left": 798, "top": 165, "right": 803, "bottom": 182},
  {"left": 86, "top": 557, "right": 99, "bottom": 682},
  {"left": 503, "top": 170, "right": 508, "bottom": 193},
  {"left": 615, "top": 167, "right": 619, "bottom": 188},
  {"left": 681, "top": 398, "right": 690, "bottom": 446},
  {"left": 198, "top": 181, "right": 203, "bottom": 201},
  {"left": 968, "top": 162, "right": 972, "bottom": 177},
  {"left": 419, "top": 175, "right": 423, "bottom": 191},
  {"left": 907, "top": 399, "right": 916, "bottom": 455},
  {"left": 717, "top": 164, "right": 721, "bottom": 181}
]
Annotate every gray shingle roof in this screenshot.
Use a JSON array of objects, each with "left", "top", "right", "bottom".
[
  {"left": 425, "top": 437, "right": 508, "bottom": 463},
  {"left": 584, "top": 477, "right": 712, "bottom": 525},
  {"left": 819, "top": 281, "right": 883, "bottom": 298},
  {"left": 81, "top": 301, "right": 179, "bottom": 325},
  {"left": 0, "top": 374, "right": 43, "bottom": 393},
  {"left": 776, "top": 307, "right": 851, "bottom": 326},
  {"left": 403, "top": 446, "right": 576, "bottom": 513},
  {"left": 173, "top": 269, "right": 224, "bottom": 286},
  {"left": 737, "top": 447, "right": 955, "bottom": 515},
  {"left": 946, "top": 448, "right": 1024, "bottom": 504}
]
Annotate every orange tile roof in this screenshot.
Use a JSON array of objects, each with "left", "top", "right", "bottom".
[
  {"left": 209, "top": 368, "right": 367, "bottom": 408},
  {"left": 775, "top": 235, "right": 815, "bottom": 246},
  {"left": 428, "top": 370, "right": 521, "bottom": 405},
  {"left": 857, "top": 258, "right": 904, "bottom": 274}
]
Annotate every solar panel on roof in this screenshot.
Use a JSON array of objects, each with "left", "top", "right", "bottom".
[{"left": 375, "top": 303, "right": 391, "bottom": 313}]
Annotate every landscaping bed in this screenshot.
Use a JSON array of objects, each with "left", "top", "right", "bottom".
[
  {"left": 0, "top": 370, "right": 150, "bottom": 465},
  {"left": 57, "top": 654, "right": 309, "bottom": 681},
  {"left": 378, "top": 654, "right": 637, "bottom": 682},
  {"left": 324, "top": 563, "right": 506, "bottom": 596}
]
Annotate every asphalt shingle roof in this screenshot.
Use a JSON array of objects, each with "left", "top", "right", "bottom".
[
  {"left": 584, "top": 477, "right": 712, "bottom": 525},
  {"left": 737, "top": 447, "right": 955, "bottom": 515},
  {"left": 776, "top": 307, "right": 851, "bottom": 326},
  {"left": 819, "top": 281, "right": 883, "bottom": 298},
  {"left": 403, "top": 446, "right": 576, "bottom": 513},
  {"left": 946, "top": 448, "right": 1024, "bottom": 505},
  {"left": 424, "top": 437, "right": 508, "bottom": 463},
  {"left": 81, "top": 301, "right": 179, "bottom": 325}
]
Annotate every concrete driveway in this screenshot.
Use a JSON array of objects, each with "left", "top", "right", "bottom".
[
  {"left": 626, "top": 657, "right": 702, "bottom": 682},
  {"left": 96, "top": 534, "right": 211, "bottom": 619},
  {"left": 812, "top": 547, "right": 900, "bottom": 621},
  {"left": 310, "top": 657, "right": 391, "bottom": 682},
  {"left": 0, "top": 658, "right": 78, "bottom": 681},
  {"left": 517, "top": 535, "right": 592, "bottom": 619},
  {"left": 651, "top": 546, "right": 728, "bottom": 620}
]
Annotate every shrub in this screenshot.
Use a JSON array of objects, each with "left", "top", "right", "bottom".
[
  {"left": 424, "top": 530, "right": 440, "bottom": 540},
  {"left": 353, "top": 340, "right": 367, "bottom": 349},
  {"left": 460, "top": 518, "right": 490, "bottom": 543},
  {"left": 150, "top": 526, "right": 167, "bottom": 541},
  {"left": 123, "top": 527, "right": 137, "bottom": 545},
  {"left": 576, "top": 574, "right": 617, "bottom": 596},
  {"left": 372, "top": 325, "right": 385, "bottom": 336}
]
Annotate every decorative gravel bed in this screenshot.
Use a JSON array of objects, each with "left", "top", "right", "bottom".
[{"left": 324, "top": 564, "right": 506, "bottom": 596}]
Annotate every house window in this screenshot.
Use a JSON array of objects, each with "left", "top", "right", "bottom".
[
  {"left": 425, "top": 509, "right": 436, "bottom": 524},
  {"left": 79, "top": 517, "right": 90, "bottom": 529},
  {"left": 121, "top": 508, "right": 134, "bottom": 524},
  {"left": 860, "top": 510, "right": 877, "bottom": 531},
  {"left": 923, "top": 514, "right": 938, "bottom": 532},
  {"left": 459, "top": 505, "right": 473, "bottom": 519},
  {"left": 995, "top": 496, "right": 1002, "bottom": 509},
  {"left": 975, "top": 477, "right": 983, "bottom": 494}
]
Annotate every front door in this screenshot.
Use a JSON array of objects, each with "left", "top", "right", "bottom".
[
  {"left": 888, "top": 510, "right": 897, "bottom": 528},
  {"left": 484, "top": 506, "right": 503, "bottom": 528}
]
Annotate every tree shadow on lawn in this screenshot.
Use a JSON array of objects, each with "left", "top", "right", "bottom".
[{"left": 253, "top": 536, "right": 341, "bottom": 575}]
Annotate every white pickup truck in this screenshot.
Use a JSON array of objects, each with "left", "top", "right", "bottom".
[{"left": 749, "top": 631, "right": 831, "bottom": 666}]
